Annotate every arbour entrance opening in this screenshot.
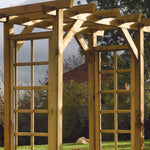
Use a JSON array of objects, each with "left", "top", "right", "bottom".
[{"left": 1, "top": 0, "right": 149, "bottom": 149}]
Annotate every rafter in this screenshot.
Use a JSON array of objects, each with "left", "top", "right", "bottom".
[
  {"left": 63, "top": 20, "right": 84, "bottom": 50},
  {"left": 120, "top": 28, "right": 139, "bottom": 59}
]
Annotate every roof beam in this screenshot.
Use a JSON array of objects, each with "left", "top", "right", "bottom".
[
  {"left": 63, "top": 20, "right": 84, "bottom": 50},
  {"left": 11, "top": 31, "right": 52, "bottom": 41},
  {"left": 117, "top": 13, "right": 142, "bottom": 23},
  {"left": 9, "top": 12, "right": 51, "bottom": 24},
  {"left": 64, "top": 3, "right": 96, "bottom": 17},
  {"left": 141, "top": 18, "right": 150, "bottom": 26},
  {"left": 120, "top": 28, "right": 138, "bottom": 59},
  {"left": 95, "top": 44, "right": 129, "bottom": 51},
  {"left": 0, "top": 0, "right": 73, "bottom": 16},
  {"left": 82, "top": 22, "right": 117, "bottom": 30},
  {"left": 9, "top": 3, "right": 96, "bottom": 25},
  {"left": 87, "top": 8, "right": 120, "bottom": 20}
]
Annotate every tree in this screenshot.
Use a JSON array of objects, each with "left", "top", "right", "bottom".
[{"left": 63, "top": 80, "right": 88, "bottom": 142}]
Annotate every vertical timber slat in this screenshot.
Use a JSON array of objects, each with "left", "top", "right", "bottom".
[
  {"left": 49, "top": 9, "right": 63, "bottom": 150},
  {"left": 10, "top": 40, "right": 15, "bottom": 150},
  {"left": 4, "top": 18, "right": 14, "bottom": 150},
  {"left": 15, "top": 42, "right": 18, "bottom": 150},
  {"left": 114, "top": 52, "right": 118, "bottom": 150},
  {"left": 31, "top": 40, "right": 34, "bottom": 150}
]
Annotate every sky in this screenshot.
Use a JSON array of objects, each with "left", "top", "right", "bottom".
[
  {"left": 0, "top": 0, "right": 88, "bottom": 94},
  {"left": 0, "top": 0, "right": 87, "bottom": 8}
]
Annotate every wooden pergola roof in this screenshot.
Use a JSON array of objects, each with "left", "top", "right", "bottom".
[
  {"left": 0, "top": 0, "right": 149, "bottom": 60},
  {"left": 0, "top": 0, "right": 150, "bottom": 33}
]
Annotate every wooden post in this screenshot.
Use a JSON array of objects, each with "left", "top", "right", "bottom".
[
  {"left": 49, "top": 9, "right": 63, "bottom": 150},
  {"left": 4, "top": 17, "right": 14, "bottom": 150},
  {"left": 131, "top": 27, "right": 144, "bottom": 150},
  {"left": 88, "top": 32, "right": 97, "bottom": 150},
  {"left": 134, "top": 27, "right": 144, "bottom": 150}
]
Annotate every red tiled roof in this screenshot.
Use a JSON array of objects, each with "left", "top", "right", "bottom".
[
  {"left": 63, "top": 63, "right": 88, "bottom": 83},
  {"left": 63, "top": 63, "right": 108, "bottom": 83}
]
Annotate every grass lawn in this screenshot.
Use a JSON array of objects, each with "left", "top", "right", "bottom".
[{"left": 0, "top": 140, "right": 149, "bottom": 150}]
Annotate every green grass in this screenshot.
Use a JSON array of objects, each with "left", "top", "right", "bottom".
[{"left": 0, "top": 140, "right": 149, "bottom": 150}]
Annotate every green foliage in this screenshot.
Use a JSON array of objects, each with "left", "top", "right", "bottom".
[{"left": 63, "top": 80, "right": 88, "bottom": 143}]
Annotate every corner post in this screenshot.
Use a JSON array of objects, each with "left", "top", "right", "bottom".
[
  {"left": 4, "top": 17, "right": 14, "bottom": 150},
  {"left": 49, "top": 9, "right": 64, "bottom": 150},
  {"left": 134, "top": 27, "right": 144, "bottom": 150},
  {"left": 88, "top": 32, "right": 98, "bottom": 150}
]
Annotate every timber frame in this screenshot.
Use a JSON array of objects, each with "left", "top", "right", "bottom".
[{"left": 1, "top": 0, "right": 150, "bottom": 150}]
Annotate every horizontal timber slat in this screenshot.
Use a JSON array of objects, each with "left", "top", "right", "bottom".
[
  {"left": 15, "top": 62, "right": 49, "bottom": 66},
  {"left": 15, "top": 132, "right": 48, "bottom": 137},
  {"left": 100, "top": 110, "right": 131, "bottom": 114},
  {"left": 11, "top": 31, "right": 52, "bottom": 41},
  {"left": 15, "top": 86, "right": 48, "bottom": 90},
  {"left": 100, "top": 130, "right": 131, "bottom": 134},
  {"left": 100, "top": 69, "right": 131, "bottom": 74},
  {"left": 100, "top": 89, "right": 131, "bottom": 94},
  {"left": 15, "top": 109, "right": 48, "bottom": 113},
  {"left": 117, "top": 130, "right": 131, "bottom": 134},
  {"left": 100, "top": 130, "right": 115, "bottom": 133}
]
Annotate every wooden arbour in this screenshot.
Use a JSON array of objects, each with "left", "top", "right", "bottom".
[{"left": 1, "top": 0, "right": 150, "bottom": 149}]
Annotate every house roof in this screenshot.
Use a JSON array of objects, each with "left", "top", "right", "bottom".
[
  {"left": 63, "top": 63, "right": 109, "bottom": 83},
  {"left": 63, "top": 63, "right": 88, "bottom": 83}
]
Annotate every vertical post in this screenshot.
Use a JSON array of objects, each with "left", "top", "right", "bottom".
[
  {"left": 88, "top": 32, "right": 97, "bottom": 150},
  {"left": 134, "top": 27, "right": 144, "bottom": 150},
  {"left": 49, "top": 9, "right": 63, "bottom": 150},
  {"left": 131, "top": 27, "right": 144, "bottom": 150},
  {"left": 4, "top": 18, "right": 14, "bottom": 150},
  {"left": 131, "top": 51, "right": 136, "bottom": 150}
]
